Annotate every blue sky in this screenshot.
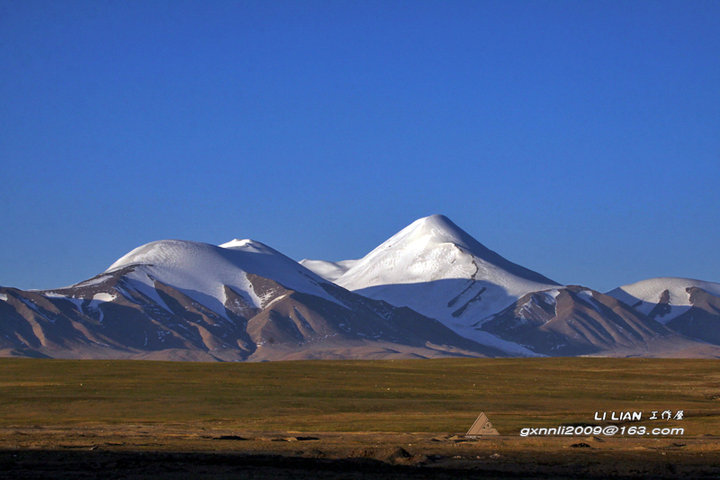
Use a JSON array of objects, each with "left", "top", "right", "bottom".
[{"left": 1, "top": 0, "right": 719, "bottom": 292}]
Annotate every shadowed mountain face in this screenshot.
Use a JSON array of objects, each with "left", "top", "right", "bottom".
[
  {"left": 606, "top": 278, "right": 720, "bottom": 348},
  {"left": 479, "top": 286, "right": 684, "bottom": 356},
  {"left": 663, "top": 287, "right": 720, "bottom": 344},
  {"left": 0, "top": 239, "right": 504, "bottom": 361}
]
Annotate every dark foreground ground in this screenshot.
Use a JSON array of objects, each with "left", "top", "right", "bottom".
[
  {"left": 1, "top": 449, "right": 717, "bottom": 480},
  {"left": 1, "top": 429, "right": 719, "bottom": 479}
]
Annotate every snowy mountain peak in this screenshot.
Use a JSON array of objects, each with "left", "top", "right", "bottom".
[
  {"left": 332, "top": 215, "right": 559, "bottom": 352},
  {"left": 383, "top": 214, "right": 472, "bottom": 250},
  {"left": 336, "top": 215, "right": 558, "bottom": 290},
  {"left": 102, "top": 238, "right": 343, "bottom": 318},
  {"left": 406, "top": 214, "right": 460, "bottom": 234}
]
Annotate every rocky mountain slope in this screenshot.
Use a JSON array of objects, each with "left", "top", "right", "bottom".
[{"left": 477, "top": 285, "right": 712, "bottom": 357}]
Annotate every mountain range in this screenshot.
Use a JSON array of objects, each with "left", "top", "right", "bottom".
[{"left": 2, "top": 215, "right": 720, "bottom": 360}]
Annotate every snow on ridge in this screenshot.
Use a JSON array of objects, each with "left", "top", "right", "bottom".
[
  {"left": 543, "top": 289, "right": 561, "bottom": 301},
  {"left": 220, "top": 238, "right": 254, "bottom": 249},
  {"left": 608, "top": 277, "right": 720, "bottom": 307},
  {"left": 606, "top": 277, "right": 720, "bottom": 323},
  {"left": 0, "top": 293, "right": 7, "bottom": 302},
  {"left": 71, "top": 274, "right": 114, "bottom": 288},
  {"left": 44, "top": 292, "right": 67, "bottom": 299},
  {"left": 218, "top": 238, "right": 283, "bottom": 255},
  {"left": 41, "top": 291, "right": 117, "bottom": 317},
  {"left": 104, "top": 238, "right": 345, "bottom": 317},
  {"left": 300, "top": 259, "right": 358, "bottom": 282}
]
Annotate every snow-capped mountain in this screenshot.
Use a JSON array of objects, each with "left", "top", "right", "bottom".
[
  {"left": 104, "top": 238, "right": 345, "bottom": 316},
  {"left": 2, "top": 215, "right": 720, "bottom": 360},
  {"left": 0, "top": 237, "right": 502, "bottom": 361},
  {"left": 607, "top": 277, "right": 720, "bottom": 346},
  {"left": 327, "top": 215, "right": 559, "bottom": 352}
]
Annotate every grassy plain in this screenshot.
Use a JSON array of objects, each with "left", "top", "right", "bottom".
[
  {"left": 1, "top": 357, "right": 719, "bottom": 478},
  {"left": 1, "top": 357, "right": 718, "bottom": 433}
]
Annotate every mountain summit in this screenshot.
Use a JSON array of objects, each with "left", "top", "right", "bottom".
[{"left": 336, "top": 214, "right": 556, "bottom": 290}]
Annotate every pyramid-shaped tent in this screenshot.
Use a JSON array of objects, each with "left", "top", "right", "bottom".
[{"left": 466, "top": 412, "right": 499, "bottom": 437}]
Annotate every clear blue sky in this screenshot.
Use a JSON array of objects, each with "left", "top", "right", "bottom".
[{"left": 1, "top": 0, "right": 719, "bottom": 292}]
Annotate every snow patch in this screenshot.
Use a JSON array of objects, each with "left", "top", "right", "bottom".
[
  {"left": 92, "top": 293, "right": 116, "bottom": 302},
  {"left": 44, "top": 292, "right": 66, "bottom": 298},
  {"left": 263, "top": 293, "right": 289, "bottom": 309}
]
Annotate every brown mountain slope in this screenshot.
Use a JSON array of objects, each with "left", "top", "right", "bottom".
[
  {"left": 478, "top": 286, "right": 718, "bottom": 356},
  {"left": 0, "top": 266, "right": 504, "bottom": 361},
  {"left": 666, "top": 287, "right": 720, "bottom": 345}
]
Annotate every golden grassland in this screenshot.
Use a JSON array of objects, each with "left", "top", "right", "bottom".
[{"left": 1, "top": 357, "right": 718, "bottom": 434}]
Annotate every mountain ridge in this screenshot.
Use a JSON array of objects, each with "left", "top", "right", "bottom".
[
  {"left": 0, "top": 233, "right": 505, "bottom": 361},
  {"left": 2, "top": 215, "right": 720, "bottom": 360}
]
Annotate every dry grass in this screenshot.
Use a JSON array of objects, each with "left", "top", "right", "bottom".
[{"left": 1, "top": 357, "right": 719, "bottom": 435}]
